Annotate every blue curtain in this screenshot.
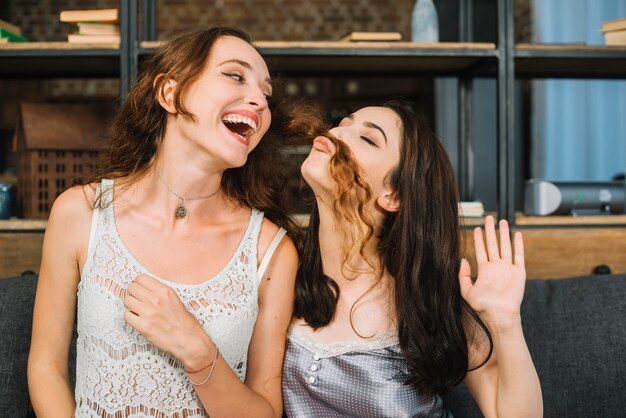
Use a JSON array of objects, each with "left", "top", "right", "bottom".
[{"left": 532, "top": 0, "right": 626, "bottom": 181}]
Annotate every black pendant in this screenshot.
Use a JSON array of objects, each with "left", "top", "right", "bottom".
[{"left": 175, "top": 203, "right": 187, "bottom": 219}]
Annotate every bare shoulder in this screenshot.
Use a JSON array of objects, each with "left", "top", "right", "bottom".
[
  {"left": 257, "top": 217, "right": 298, "bottom": 309},
  {"left": 257, "top": 217, "right": 298, "bottom": 266},
  {"left": 258, "top": 217, "right": 280, "bottom": 245},
  {"left": 49, "top": 184, "right": 96, "bottom": 225},
  {"left": 46, "top": 184, "right": 99, "bottom": 257}
]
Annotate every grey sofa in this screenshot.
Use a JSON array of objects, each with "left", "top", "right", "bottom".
[
  {"left": 1, "top": 273, "right": 625, "bottom": 417},
  {"left": 443, "top": 273, "right": 626, "bottom": 417}
]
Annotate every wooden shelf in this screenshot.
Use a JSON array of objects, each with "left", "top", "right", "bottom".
[
  {"left": 0, "top": 219, "right": 47, "bottom": 232},
  {"left": 140, "top": 41, "right": 498, "bottom": 76},
  {"left": 459, "top": 224, "right": 626, "bottom": 279},
  {"left": 515, "top": 43, "right": 626, "bottom": 78},
  {"left": 0, "top": 219, "right": 45, "bottom": 277},
  {"left": 514, "top": 228, "right": 626, "bottom": 279},
  {"left": 141, "top": 40, "right": 496, "bottom": 50},
  {"left": 516, "top": 213, "right": 626, "bottom": 226},
  {"left": 291, "top": 213, "right": 491, "bottom": 229},
  {"left": 0, "top": 42, "right": 120, "bottom": 51}
]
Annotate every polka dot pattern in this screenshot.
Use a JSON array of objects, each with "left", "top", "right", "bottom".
[{"left": 283, "top": 327, "right": 453, "bottom": 417}]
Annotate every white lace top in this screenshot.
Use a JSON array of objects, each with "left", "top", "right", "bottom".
[{"left": 75, "top": 179, "right": 279, "bottom": 417}]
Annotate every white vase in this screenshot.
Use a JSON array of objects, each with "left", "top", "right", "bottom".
[{"left": 411, "top": 0, "right": 439, "bottom": 42}]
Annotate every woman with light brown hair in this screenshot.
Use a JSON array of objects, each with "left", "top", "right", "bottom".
[
  {"left": 282, "top": 99, "right": 542, "bottom": 417},
  {"left": 28, "top": 27, "right": 298, "bottom": 417}
]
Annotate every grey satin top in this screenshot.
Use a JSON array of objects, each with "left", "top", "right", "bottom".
[{"left": 282, "top": 326, "right": 453, "bottom": 418}]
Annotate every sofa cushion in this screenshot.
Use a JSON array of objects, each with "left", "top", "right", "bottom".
[
  {"left": 0, "top": 273, "right": 77, "bottom": 418},
  {"left": 444, "top": 273, "right": 626, "bottom": 418},
  {"left": 0, "top": 274, "right": 38, "bottom": 418}
]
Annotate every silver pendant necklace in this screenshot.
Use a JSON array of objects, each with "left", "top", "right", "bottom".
[{"left": 156, "top": 170, "right": 220, "bottom": 220}]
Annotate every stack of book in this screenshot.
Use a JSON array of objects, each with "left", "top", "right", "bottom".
[
  {"left": 601, "top": 17, "right": 626, "bottom": 46},
  {"left": 60, "top": 8, "right": 120, "bottom": 44},
  {"left": 458, "top": 201, "right": 485, "bottom": 218},
  {"left": 0, "top": 19, "right": 27, "bottom": 43},
  {"left": 339, "top": 31, "right": 402, "bottom": 42}
]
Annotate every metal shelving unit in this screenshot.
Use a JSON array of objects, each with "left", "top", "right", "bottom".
[
  {"left": 0, "top": 0, "right": 132, "bottom": 92},
  {"left": 496, "top": 0, "right": 626, "bottom": 227},
  {"left": 515, "top": 43, "right": 626, "bottom": 79},
  {"left": 0, "top": 46, "right": 120, "bottom": 78},
  {"left": 493, "top": 1, "right": 625, "bottom": 230},
  {"left": 1, "top": 0, "right": 625, "bottom": 229}
]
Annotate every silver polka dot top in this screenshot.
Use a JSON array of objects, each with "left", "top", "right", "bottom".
[{"left": 282, "top": 325, "right": 453, "bottom": 418}]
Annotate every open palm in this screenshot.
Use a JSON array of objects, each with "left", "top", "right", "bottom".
[{"left": 459, "top": 216, "right": 526, "bottom": 322}]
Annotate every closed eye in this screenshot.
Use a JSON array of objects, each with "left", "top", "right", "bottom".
[{"left": 361, "top": 136, "right": 379, "bottom": 147}]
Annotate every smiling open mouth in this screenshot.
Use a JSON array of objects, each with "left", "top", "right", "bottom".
[{"left": 222, "top": 114, "right": 258, "bottom": 141}]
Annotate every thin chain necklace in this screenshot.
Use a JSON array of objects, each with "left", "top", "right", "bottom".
[{"left": 156, "top": 170, "right": 220, "bottom": 220}]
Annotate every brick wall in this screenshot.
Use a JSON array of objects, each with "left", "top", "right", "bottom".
[
  {"left": 515, "top": 0, "right": 533, "bottom": 43},
  {"left": 7, "top": 0, "right": 415, "bottom": 42},
  {"left": 155, "top": 0, "right": 413, "bottom": 41}
]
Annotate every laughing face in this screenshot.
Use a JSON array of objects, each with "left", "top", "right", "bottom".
[{"left": 162, "top": 35, "right": 273, "bottom": 169}]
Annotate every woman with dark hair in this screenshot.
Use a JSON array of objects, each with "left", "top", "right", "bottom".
[
  {"left": 282, "top": 99, "right": 542, "bottom": 417},
  {"left": 28, "top": 27, "right": 298, "bottom": 417}
]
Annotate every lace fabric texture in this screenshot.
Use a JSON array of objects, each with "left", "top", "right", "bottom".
[
  {"left": 75, "top": 179, "right": 263, "bottom": 417},
  {"left": 287, "top": 325, "right": 400, "bottom": 358}
]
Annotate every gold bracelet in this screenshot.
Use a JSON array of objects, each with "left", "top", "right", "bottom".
[{"left": 188, "top": 346, "right": 220, "bottom": 387}]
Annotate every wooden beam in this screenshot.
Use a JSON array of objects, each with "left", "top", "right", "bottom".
[
  {"left": 462, "top": 228, "right": 626, "bottom": 279},
  {"left": 0, "top": 233, "right": 43, "bottom": 278}
]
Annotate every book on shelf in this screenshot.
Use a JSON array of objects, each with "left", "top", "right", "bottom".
[
  {"left": 76, "top": 22, "right": 120, "bottom": 35},
  {"left": 458, "top": 201, "right": 485, "bottom": 218},
  {"left": 339, "top": 31, "right": 402, "bottom": 42},
  {"left": 0, "top": 27, "right": 27, "bottom": 42},
  {"left": 603, "top": 30, "right": 626, "bottom": 46},
  {"left": 601, "top": 17, "right": 626, "bottom": 33},
  {"left": 0, "top": 19, "right": 21, "bottom": 35},
  {"left": 601, "top": 17, "right": 626, "bottom": 45},
  {"left": 67, "top": 33, "right": 120, "bottom": 44},
  {"left": 60, "top": 8, "right": 119, "bottom": 23}
]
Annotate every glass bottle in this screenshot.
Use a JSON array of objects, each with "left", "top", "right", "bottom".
[{"left": 411, "top": 0, "right": 439, "bottom": 42}]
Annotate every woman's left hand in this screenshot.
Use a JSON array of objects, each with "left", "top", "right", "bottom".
[
  {"left": 459, "top": 215, "right": 526, "bottom": 326},
  {"left": 123, "top": 274, "right": 210, "bottom": 367}
]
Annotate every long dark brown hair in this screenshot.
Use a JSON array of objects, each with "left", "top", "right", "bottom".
[
  {"left": 86, "top": 27, "right": 299, "bottom": 237},
  {"left": 294, "top": 98, "right": 492, "bottom": 396}
]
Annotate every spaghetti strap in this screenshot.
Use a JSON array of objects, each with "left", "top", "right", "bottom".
[
  {"left": 257, "top": 228, "right": 287, "bottom": 282},
  {"left": 85, "top": 183, "right": 102, "bottom": 258}
]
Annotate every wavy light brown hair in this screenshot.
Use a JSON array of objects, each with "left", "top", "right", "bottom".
[
  {"left": 86, "top": 27, "right": 298, "bottom": 237},
  {"left": 283, "top": 103, "right": 375, "bottom": 276},
  {"left": 293, "top": 98, "right": 492, "bottom": 396}
]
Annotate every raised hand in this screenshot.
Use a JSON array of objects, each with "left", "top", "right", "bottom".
[
  {"left": 459, "top": 215, "right": 526, "bottom": 325},
  {"left": 123, "top": 274, "right": 211, "bottom": 369}
]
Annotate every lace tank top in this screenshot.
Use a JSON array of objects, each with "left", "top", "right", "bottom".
[
  {"left": 282, "top": 326, "right": 453, "bottom": 418},
  {"left": 75, "top": 179, "right": 275, "bottom": 417}
]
